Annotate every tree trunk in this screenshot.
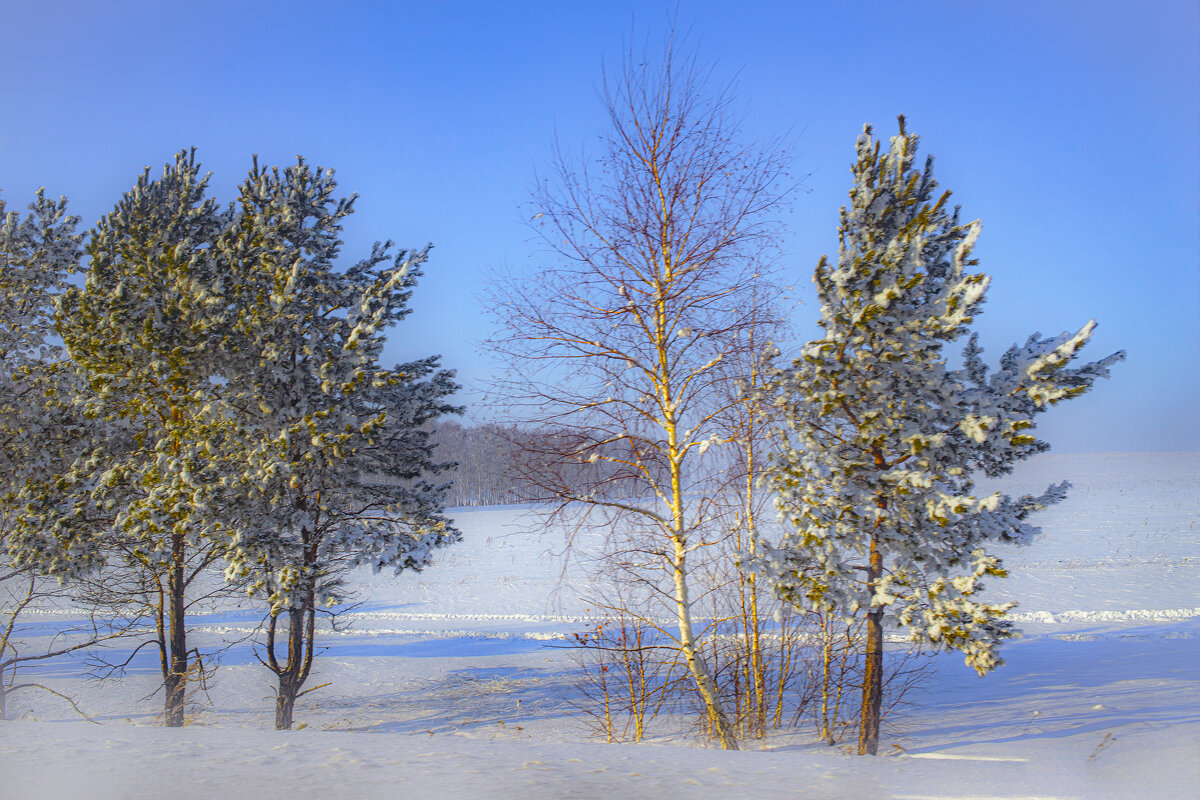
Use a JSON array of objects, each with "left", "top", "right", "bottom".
[
  {"left": 662, "top": 371, "right": 738, "bottom": 751},
  {"left": 858, "top": 537, "right": 884, "bottom": 755},
  {"left": 275, "top": 675, "right": 298, "bottom": 731},
  {"left": 747, "top": 579, "right": 766, "bottom": 738},
  {"left": 164, "top": 535, "right": 188, "bottom": 728},
  {"left": 820, "top": 616, "right": 835, "bottom": 745},
  {"left": 743, "top": 447, "right": 767, "bottom": 739},
  {"left": 270, "top": 595, "right": 316, "bottom": 731},
  {"left": 274, "top": 606, "right": 302, "bottom": 730},
  {"left": 672, "top": 538, "right": 739, "bottom": 750}
]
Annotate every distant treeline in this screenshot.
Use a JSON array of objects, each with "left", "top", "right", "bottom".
[{"left": 430, "top": 421, "right": 668, "bottom": 508}]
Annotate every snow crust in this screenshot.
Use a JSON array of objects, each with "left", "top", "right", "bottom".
[{"left": 1, "top": 452, "right": 1197, "bottom": 799}]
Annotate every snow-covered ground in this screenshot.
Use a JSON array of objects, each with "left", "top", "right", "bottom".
[{"left": 2, "top": 452, "right": 1198, "bottom": 799}]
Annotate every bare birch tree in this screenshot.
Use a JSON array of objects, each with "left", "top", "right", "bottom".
[{"left": 489, "top": 39, "right": 790, "bottom": 750}]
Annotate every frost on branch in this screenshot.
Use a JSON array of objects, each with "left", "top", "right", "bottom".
[
  {"left": 215, "top": 157, "right": 461, "bottom": 615},
  {"left": 758, "top": 117, "right": 1124, "bottom": 678},
  {"left": 0, "top": 188, "right": 93, "bottom": 577}
]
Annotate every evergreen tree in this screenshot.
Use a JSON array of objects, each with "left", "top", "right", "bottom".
[
  {"left": 0, "top": 189, "right": 84, "bottom": 537},
  {"left": 0, "top": 189, "right": 80, "bottom": 385},
  {"left": 0, "top": 189, "right": 90, "bottom": 720},
  {"left": 758, "top": 118, "right": 1123, "bottom": 755},
  {"left": 217, "top": 158, "right": 460, "bottom": 730},
  {"left": 52, "top": 151, "right": 237, "bottom": 727}
]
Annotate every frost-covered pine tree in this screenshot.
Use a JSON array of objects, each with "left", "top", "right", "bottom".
[
  {"left": 2, "top": 189, "right": 130, "bottom": 589},
  {"left": 217, "top": 159, "right": 460, "bottom": 730},
  {"left": 0, "top": 189, "right": 83, "bottom": 521},
  {"left": 0, "top": 189, "right": 89, "bottom": 719},
  {"left": 51, "top": 151, "right": 238, "bottom": 727},
  {"left": 758, "top": 118, "right": 1123, "bottom": 755}
]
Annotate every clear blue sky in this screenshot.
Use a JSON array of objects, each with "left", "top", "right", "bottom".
[{"left": 2, "top": 1, "right": 1196, "bottom": 452}]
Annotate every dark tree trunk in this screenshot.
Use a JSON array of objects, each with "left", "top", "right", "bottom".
[
  {"left": 268, "top": 593, "right": 315, "bottom": 731},
  {"left": 858, "top": 536, "right": 884, "bottom": 755},
  {"left": 275, "top": 681, "right": 297, "bottom": 731},
  {"left": 268, "top": 510, "right": 321, "bottom": 731},
  {"left": 858, "top": 606, "right": 884, "bottom": 755},
  {"left": 164, "top": 535, "right": 188, "bottom": 728}
]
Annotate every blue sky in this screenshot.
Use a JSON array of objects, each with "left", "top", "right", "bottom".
[{"left": 1, "top": 1, "right": 1195, "bottom": 452}]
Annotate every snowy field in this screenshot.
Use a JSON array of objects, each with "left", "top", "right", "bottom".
[{"left": 2, "top": 452, "right": 1198, "bottom": 800}]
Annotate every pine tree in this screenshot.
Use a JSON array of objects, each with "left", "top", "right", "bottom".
[
  {"left": 758, "top": 118, "right": 1123, "bottom": 755},
  {"left": 0, "top": 189, "right": 80, "bottom": 375},
  {"left": 0, "top": 189, "right": 89, "bottom": 720},
  {"left": 52, "top": 151, "right": 237, "bottom": 727},
  {"left": 0, "top": 189, "right": 84, "bottom": 534},
  {"left": 217, "top": 158, "right": 460, "bottom": 730}
]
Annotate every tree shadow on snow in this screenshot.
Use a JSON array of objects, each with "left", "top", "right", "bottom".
[
  {"left": 312, "top": 664, "right": 585, "bottom": 735},
  {"left": 898, "top": 619, "right": 1200, "bottom": 752}
]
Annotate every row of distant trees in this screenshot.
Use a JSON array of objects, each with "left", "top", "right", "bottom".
[
  {"left": 1, "top": 35, "right": 1121, "bottom": 754},
  {"left": 432, "top": 421, "right": 673, "bottom": 507}
]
